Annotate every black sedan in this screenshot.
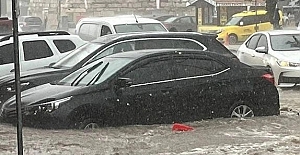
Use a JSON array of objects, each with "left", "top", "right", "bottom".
[
  {"left": 0, "top": 49, "right": 280, "bottom": 129},
  {"left": 0, "top": 32, "right": 236, "bottom": 105}
]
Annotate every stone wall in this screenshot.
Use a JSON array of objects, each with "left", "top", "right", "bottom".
[{"left": 28, "top": 0, "right": 195, "bottom": 30}]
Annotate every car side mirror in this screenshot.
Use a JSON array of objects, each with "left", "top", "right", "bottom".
[
  {"left": 239, "top": 21, "right": 244, "bottom": 26},
  {"left": 116, "top": 77, "right": 133, "bottom": 88},
  {"left": 255, "top": 46, "right": 268, "bottom": 54}
]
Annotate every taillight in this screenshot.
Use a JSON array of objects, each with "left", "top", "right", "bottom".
[{"left": 262, "top": 73, "right": 275, "bottom": 85}]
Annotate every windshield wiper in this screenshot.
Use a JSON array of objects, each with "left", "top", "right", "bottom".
[
  {"left": 71, "top": 62, "right": 103, "bottom": 86},
  {"left": 293, "top": 36, "right": 300, "bottom": 46},
  {"left": 86, "top": 62, "right": 109, "bottom": 86}
]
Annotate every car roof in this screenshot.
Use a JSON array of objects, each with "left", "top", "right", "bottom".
[
  {"left": 0, "top": 31, "right": 77, "bottom": 42},
  {"left": 233, "top": 10, "right": 267, "bottom": 17},
  {"left": 78, "top": 16, "right": 162, "bottom": 25},
  {"left": 91, "top": 32, "right": 218, "bottom": 44},
  {"left": 105, "top": 48, "right": 224, "bottom": 61}
]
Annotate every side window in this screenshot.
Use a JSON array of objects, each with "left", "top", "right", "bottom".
[
  {"left": 23, "top": 40, "right": 53, "bottom": 61},
  {"left": 91, "top": 42, "right": 133, "bottom": 61},
  {"left": 173, "top": 57, "right": 226, "bottom": 79},
  {"left": 122, "top": 58, "right": 173, "bottom": 84},
  {"left": 78, "top": 24, "right": 89, "bottom": 38},
  {"left": 258, "top": 14, "right": 269, "bottom": 23},
  {"left": 179, "top": 17, "right": 191, "bottom": 23},
  {"left": 246, "top": 34, "right": 260, "bottom": 50},
  {"left": 100, "top": 25, "right": 112, "bottom": 36},
  {"left": 0, "top": 43, "right": 14, "bottom": 65},
  {"left": 242, "top": 16, "right": 256, "bottom": 25},
  {"left": 78, "top": 23, "right": 99, "bottom": 41},
  {"left": 53, "top": 40, "right": 76, "bottom": 53},
  {"left": 134, "top": 39, "right": 204, "bottom": 50},
  {"left": 257, "top": 35, "right": 268, "bottom": 50}
]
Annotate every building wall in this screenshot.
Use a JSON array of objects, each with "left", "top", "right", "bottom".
[{"left": 28, "top": 0, "right": 195, "bottom": 30}]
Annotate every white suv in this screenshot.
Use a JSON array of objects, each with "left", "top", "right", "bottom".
[
  {"left": 75, "top": 15, "right": 168, "bottom": 41},
  {"left": 0, "top": 31, "right": 85, "bottom": 77}
]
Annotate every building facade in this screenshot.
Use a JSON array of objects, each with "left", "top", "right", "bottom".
[{"left": 26, "top": 0, "right": 195, "bottom": 30}]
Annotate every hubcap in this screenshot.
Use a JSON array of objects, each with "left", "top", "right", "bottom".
[
  {"left": 231, "top": 105, "right": 254, "bottom": 118},
  {"left": 229, "top": 36, "right": 237, "bottom": 44},
  {"left": 84, "top": 123, "right": 99, "bottom": 130}
]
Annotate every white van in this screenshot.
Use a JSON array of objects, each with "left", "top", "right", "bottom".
[
  {"left": 75, "top": 16, "right": 168, "bottom": 41},
  {"left": 0, "top": 31, "right": 85, "bottom": 77}
]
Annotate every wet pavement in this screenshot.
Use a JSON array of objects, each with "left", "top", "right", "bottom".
[{"left": 0, "top": 88, "right": 300, "bottom": 154}]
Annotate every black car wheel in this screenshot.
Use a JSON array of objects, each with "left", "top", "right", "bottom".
[
  {"left": 76, "top": 118, "right": 101, "bottom": 130},
  {"left": 229, "top": 34, "right": 238, "bottom": 45},
  {"left": 230, "top": 102, "right": 255, "bottom": 118}
]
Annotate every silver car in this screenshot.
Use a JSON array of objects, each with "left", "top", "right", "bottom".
[{"left": 237, "top": 30, "right": 300, "bottom": 87}]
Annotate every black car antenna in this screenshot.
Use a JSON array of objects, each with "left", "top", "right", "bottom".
[{"left": 133, "top": 14, "right": 138, "bottom": 23}]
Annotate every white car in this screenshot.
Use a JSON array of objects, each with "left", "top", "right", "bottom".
[
  {"left": 237, "top": 30, "right": 300, "bottom": 87},
  {"left": 0, "top": 31, "right": 86, "bottom": 77},
  {"left": 75, "top": 15, "right": 168, "bottom": 41}
]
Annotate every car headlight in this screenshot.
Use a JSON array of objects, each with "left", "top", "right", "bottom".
[
  {"left": 38, "top": 96, "right": 72, "bottom": 113},
  {"left": 277, "top": 60, "right": 300, "bottom": 67}
]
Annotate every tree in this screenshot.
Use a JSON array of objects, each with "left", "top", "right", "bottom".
[{"left": 265, "top": 0, "right": 278, "bottom": 23}]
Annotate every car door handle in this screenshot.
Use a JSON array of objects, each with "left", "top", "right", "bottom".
[
  {"left": 251, "top": 53, "right": 255, "bottom": 57},
  {"left": 10, "top": 69, "right": 15, "bottom": 72}
]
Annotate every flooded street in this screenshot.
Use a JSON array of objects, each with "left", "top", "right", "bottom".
[{"left": 1, "top": 88, "right": 300, "bottom": 155}]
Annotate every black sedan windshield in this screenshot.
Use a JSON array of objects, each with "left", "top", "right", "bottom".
[
  {"left": 57, "top": 57, "right": 133, "bottom": 86},
  {"left": 51, "top": 42, "right": 104, "bottom": 69}
]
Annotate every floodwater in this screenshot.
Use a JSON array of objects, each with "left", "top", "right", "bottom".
[{"left": 0, "top": 88, "right": 300, "bottom": 155}]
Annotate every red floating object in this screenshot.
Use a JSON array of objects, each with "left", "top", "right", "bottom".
[{"left": 172, "top": 123, "right": 194, "bottom": 131}]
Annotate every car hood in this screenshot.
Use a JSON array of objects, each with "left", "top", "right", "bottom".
[
  {"left": 272, "top": 50, "right": 300, "bottom": 62},
  {"left": 0, "top": 67, "right": 66, "bottom": 84},
  {"left": 3, "top": 83, "right": 82, "bottom": 109}
]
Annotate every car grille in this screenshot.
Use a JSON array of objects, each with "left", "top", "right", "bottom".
[{"left": 278, "top": 76, "right": 300, "bottom": 84}]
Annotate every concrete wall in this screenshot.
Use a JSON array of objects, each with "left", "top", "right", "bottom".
[{"left": 28, "top": 0, "right": 195, "bottom": 30}]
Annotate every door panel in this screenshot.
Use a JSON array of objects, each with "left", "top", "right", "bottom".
[
  {"left": 112, "top": 56, "right": 176, "bottom": 125},
  {"left": 171, "top": 56, "right": 230, "bottom": 121}
]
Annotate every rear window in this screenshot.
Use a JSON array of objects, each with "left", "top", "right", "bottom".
[
  {"left": 24, "top": 17, "right": 42, "bottom": 23},
  {"left": 0, "top": 20, "right": 12, "bottom": 34},
  {"left": 0, "top": 43, "right": 14, "bottom": 65},
  {"left": 114, "top": 23, "right": 167, "bottom": 33},
  {"left": 53, "top": 40, "right": 76, "bottom": 53}
]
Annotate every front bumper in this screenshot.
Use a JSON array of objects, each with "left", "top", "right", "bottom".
[
  {"left": 0, "top": 107, "right": 69, "bottom": 129},
  {"left": 276, "top": 67, "right": 300, "bottom": 87}
]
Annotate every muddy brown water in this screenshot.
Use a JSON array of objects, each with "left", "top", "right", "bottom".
[{"left": 1, "top": 88, "right": 300, "bottom": 155}]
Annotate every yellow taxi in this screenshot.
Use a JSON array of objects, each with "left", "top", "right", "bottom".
[{"left": 198, "top": 10, "right": 282, "bottom": 44}]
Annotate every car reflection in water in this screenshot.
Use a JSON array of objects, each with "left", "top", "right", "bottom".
[{"left": 0, "top": 49, "right": 279, "bottom": 129}]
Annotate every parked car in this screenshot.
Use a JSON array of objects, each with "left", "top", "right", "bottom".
[
  {"left": 237, "top": 30, "right": 300, "bottom": 87},
  {"left": 0, "top": 17, "right": 12, "bottom": 35},
  {"left": 153, "top": 15, "right": 175, "bottom": 22},
  {"left": 0, "top": 31, "right": 86, "bottom": 77},
  {"left": 75, "top": 16, "right": 168, "bottom": 41},
  {"left": 162, "top": 16, "right": 197, "bottom": 32},
  {"left": 199, "top": 10, "right": 283, "bottom": 44},
  {"left": 0, "top": 32, "right": 236, "bottom": 105},
  {"left": 18, "top": 16, "right": 44, "bottom": 32},
  {"left": 0, "top": 49, "right": 279, "bottom": 129}
]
